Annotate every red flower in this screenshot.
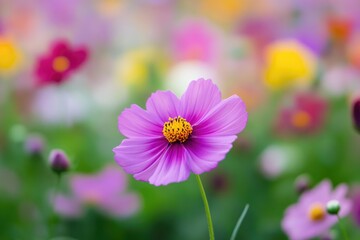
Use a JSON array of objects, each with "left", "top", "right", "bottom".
[
  {"left": 327, "top": 17, "right": 354, "bottom": 43},
  {"left": 275, "top": 93, "right": 327, "bottom": 135},
  {"left": 35, "top": 40, "right": 88, "bottom": 85}
]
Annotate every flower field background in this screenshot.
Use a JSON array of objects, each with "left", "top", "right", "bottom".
[{"left": 1, "top": 1, "right": 360, "bottom": 239}]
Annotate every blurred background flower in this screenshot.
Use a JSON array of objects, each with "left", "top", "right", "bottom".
[
  {"left": 34, "top": 39, "right": 88, "bottom": 85},
  {"left": 263, "top": 39, "right": 318, "bottom": 91},
  {"left": 282, "top": 180, "right": 351, "bottom": 240},
  {"left": 53, "top": 165, "right": 140, "bottom": 218},
  {"left": 275, "top": 92, "right": 327, "bottom": 135},
  {"left": 0, "top": 37, "right": 22, "bottom": 74}
]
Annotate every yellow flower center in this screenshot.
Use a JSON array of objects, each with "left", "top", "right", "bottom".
[
  {"left": 162, "top": 116, "right": 193, "bottom": 143},
  {"left": 308, "top": 202, "right": 326, "bottom": 221},
  {"left": 52, "top": 56, "right": 70, "bottom": 72},
  {"left": 291, "top": 110, "right": 311, "bottom": 129}
]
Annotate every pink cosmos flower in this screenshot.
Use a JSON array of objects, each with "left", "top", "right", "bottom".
[
  {"left": 113, "top": 79, "right": 247, "bottom": 186},
  {"left": 275, "top": 93, "right": 327, "bottom": 135},
  {"left": 282, "top": 180, "right": 351, "bottom": 240},
  {"left": 53, "top": 165, "right": 140, "bottom": 218},
  {"left": 35, "top": 40, "right": 88, "bottom": 85}
]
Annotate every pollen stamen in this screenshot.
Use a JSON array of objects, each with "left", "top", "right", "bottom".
[
  {"left": 308, "top": 202, "right": 326, "bottom": 221},
  {"left": 53, "top": 56, "right": 70, "bottom": 72},
  {"left": 291, "top": 110, "right": 311, "bottom": 129},
  {"left": 162, "top": 116, "right": 193, "bottom": 143}
]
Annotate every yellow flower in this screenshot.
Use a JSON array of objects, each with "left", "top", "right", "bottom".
[
  {"left": 0, "top": 38, "right": 21, "bottom": 73},
  {"left": 263, "top": 40, "right": 317, "bottom": 91},
  {"left": 115, "top": 48, "right": 165, "bottom": 88}
]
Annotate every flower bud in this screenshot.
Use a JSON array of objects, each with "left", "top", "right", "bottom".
[
  {"left": 353, "top": 98, "right": 360, "bottom": 133},
  {"left": 25, "top": 134, "right": 44, "bottom": 155},
  {"left": 49, "top": 149, "right": 70, "bottom": 174},
  {"left": 326, "top": 200, "right": 341, "bottom": 215},
  {"left": 295, "top": 174, "right": 310, "bottom": 194}
]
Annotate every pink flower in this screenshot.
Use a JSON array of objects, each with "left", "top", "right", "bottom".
[
  {"left": 113, "top": 79, "right": 247, "bottom": 186},
  {"left": 35, "top": 40, "right": 88, "bottom": 85},
  {"left": 53, "top": 165, "right": 140, "bottom": 218},
  {"left": 237, "top": 17, "right": 278, "bottom": 54},
  {"left": 275, "top": 93, "right": 327, "bottom": 135},
  {"left": 172, "top": 21, "right": 219, "bottom": 65},
  {"left": 282, "top": 180, "right": 351, "bottom": 240}
]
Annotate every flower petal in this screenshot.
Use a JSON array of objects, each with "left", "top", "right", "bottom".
[
  {"left": 71, "top": 175, "right": 100, "bottom": 202},
  {"left": 70, "top": 47, "right": 88, "bottom": 68},
  {"left": 194, "top": 95, "right": 247, "bottom": 136},
  {"left": 113, "top": 137, "right": 168, "bottom": 182},
  {"left": 145, "top": 90, "right": 180, "bottom": 125},
  {"left": 300, "top": 180, "right": 331, "bottom": 207},
  {"left": 148, "top": 144, "right": 190, "bottom": 186},
  {"left": 118, "top": 104, "right": 163, "bottom": 138},
  {"left": 53, "top": 194, "right": 82, "bottom": 217},
  {"left": 70, "top": 166, "right": 130, "bottom": 205},
  {"left": 101, "top": 193, "right": 140, "bottom": 217},
  {"left": 185, "top": 135, "right": 237, "bottom": 174},
  {"left": 332, "top": 184, "right": 348, "bottom": 200},
  {"left": 331, "top": 184, "right": 351, "bottom": 217},
  {"left": 282, "top": 204, "right": 308, "bottom": 240},
  {"left": 180, "top": 79, "right": 221, "bottom": 124},
  {"left": 51, "top": 40, "right": 69, "bottom": 55},
  {"left": 97, "top": 165, "right": 128, "bottom": 194}
]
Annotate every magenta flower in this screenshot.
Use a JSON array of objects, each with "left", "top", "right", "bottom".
[
  {"left": 237, "top": 17, "right": 278, "bottom": 54},
  {"left": 49, "top": 149, "right": 70, "bottom": 174},
  {"left": 282, "top": 180, "right": 351, "bottom": 240},
  {"left": 53, "top": 165, "right": 140, "bottom": 218},
  {"left": 275, "top": 93, "right": 327, "bottom": 135},
  {"left": 35, "top": 40, "right": 88, "bottom": 85},
  {"left": 113, "top": 79, "right": 247, "bottom": 186}
]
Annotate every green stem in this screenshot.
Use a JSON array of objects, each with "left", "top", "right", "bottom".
[
  {"left": 336, "top": 214, "right": 349, "bottom": 240},
  {"left": 230, "top": 204, "right": 249, "bottom": 240},
  {"left": 196, "top": 175, "right": 215, "bottom": 240},
  {"left": 49, "top": 173, "right": 62, "bottom": 238}
]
